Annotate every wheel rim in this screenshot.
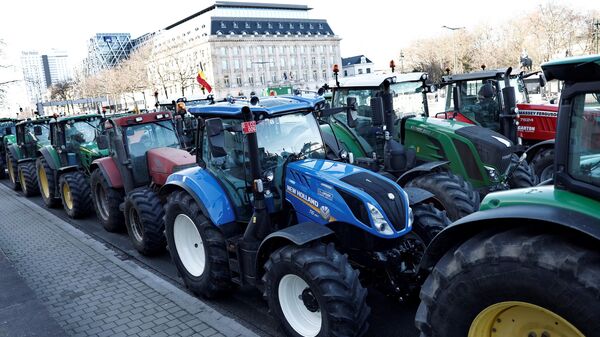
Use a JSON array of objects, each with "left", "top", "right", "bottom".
[
  {"left": 8, "top": 158, "right": 15, "bottom": 184},
  {"left": 38, "top": 166, "right": 50, "bottom": 198},
  {"left": 94, "top": 183, "right": 109, "bottom": 220},
  {"left": 19, "top": 169, "right": 26, "bottom": 192},
  {"left": 173, "top": 214, "right": 205, "bottom": 277},
  {"left": 128, "top": 207, "right": 144, "bottom": 243},
  {"left": 469, "top": 301, "right": 584, "bottom": 337},
  {"left": 62, "top": 182, "right": 73, "bottom": 210},
  {"left": 278, "top": 274, "right": 322, "bottom": 337}
]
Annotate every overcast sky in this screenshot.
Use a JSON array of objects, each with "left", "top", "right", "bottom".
[{"left": 1, "top": 0, "right": 597, "bottom": 70}]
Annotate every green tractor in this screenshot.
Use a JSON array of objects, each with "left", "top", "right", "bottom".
[
  {"left": 415, "top": 54, "right": 600, "bottom": 337},
  {"left": 0, "top": 118, "right": 19, "bottom": 179},
  {"left": 36, "top": 114, "right": 106, "bottom": 218},
  {"left": 323, "top": 73, "right": 536, "bottom": 220},
  {"left": 5, "top": 117, "right": 51, "bottom": 196}
]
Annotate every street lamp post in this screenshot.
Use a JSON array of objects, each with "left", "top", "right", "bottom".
[{"left": 442, "top": 25, "right": 465, "bottom": 73}]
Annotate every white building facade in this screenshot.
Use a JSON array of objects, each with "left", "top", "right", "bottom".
[
  {"left": 20, "top": 49, "right": 73, "bottom": 104},
  {"left": 341, "top": 55, "right": 374, "bottom": 77},
  {"left": 148, "top": 1, "right": 342, "bottom": 100}
]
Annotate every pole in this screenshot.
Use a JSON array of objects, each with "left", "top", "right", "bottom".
[
  {"left": 595, "top": 19, "right": 600, "bottom": 55},
  {"left": 442, "top": 25, "right": 465, "bottom": 73}
]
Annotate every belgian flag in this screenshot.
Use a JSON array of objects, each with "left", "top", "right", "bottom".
[{"left": 196, "top": 70, "right": 212, "bottom": 93}]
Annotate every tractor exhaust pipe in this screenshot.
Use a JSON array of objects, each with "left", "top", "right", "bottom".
[{"left": 501, "top": 67, "right": 518, "bottom": 144}]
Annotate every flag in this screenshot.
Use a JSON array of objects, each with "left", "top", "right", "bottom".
[{"left": 196, "top": 70, "right": 212, "bottom": 93}]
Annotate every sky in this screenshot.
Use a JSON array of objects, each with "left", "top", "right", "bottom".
[{"left": 0, "top": 0, "right": 597, "bottom": 114}]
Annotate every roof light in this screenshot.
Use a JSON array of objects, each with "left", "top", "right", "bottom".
[
  {"left": 156, "top": 114, "right": 164, "bottom": 119},
  {"left": 332, "top": 64, "right": 339, "bottom": 74},
  {"left": 135, "top": 117, "right": 143, "bottom": 123}
]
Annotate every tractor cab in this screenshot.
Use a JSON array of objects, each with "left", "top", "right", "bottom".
[
  {"left": 15, "top": 117, "right": 51, "bottom": 158},
  {"left": 49, "top": 114, "right": 106, "bottom": 171}
]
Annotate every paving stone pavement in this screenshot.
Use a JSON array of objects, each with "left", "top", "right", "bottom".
[{"left": 0, "top": 183, "right": 261, "bottom": 337}]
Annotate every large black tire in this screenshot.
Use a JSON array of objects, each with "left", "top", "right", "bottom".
[
  {"left": 6, "top": 152, "right": 20, "bottom": 190},
  {"left": 36, "top": 157, "right": 60, "bottom": 208},
  {"left": 59, "top": 171, "right": 93, "bottom": 219},
  {"left": 164, "top": 190, "right": 233, "bottom": 298},
  {"left": 90, "top": 169, "right": 125, "bottom": 232},
  {"left": 18, "top": 161, "right": 39, "bottom": 197},
  {"left": 416, "top": 228, "right": 600, "bottom": 337},
  {"left": 406, "top": 172, "right": 480, "bottom": 221},
  {"left": 531, "top": 148, "right": 554, "bottom": 182},
  {"left": 507, "top": 154, "right": 537, "bottom": 188},
  {"left": 263, "top": 243, "right": 370, "bottom": 337},
  {"left": 124, "top": 188, "right": 166, "bottom": 256},
  {"left": 411, "top": 203, "right": 452, "bottom": 245}
]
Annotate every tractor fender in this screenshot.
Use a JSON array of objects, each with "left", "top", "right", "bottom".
[
  {"left": 256, "top": 222, "right": 334, "bottom": 277},
  {"left": 17, "top": 157, "right": 36, "bottom": 165},
  {"left": 91, "top": 157, "right": 123, "bottom": 188},
  {"left": 524, "top": 139, "right": 554, "bottom": 162},
  {"left": 57, "top": 165, "right": 79, "bottom": 175},
  {"left": 6, "top": 144, "right": 21, "bottom": 162},
  {"left": 38, "top": 147, "right": 61, "bottom": 170},
  {"left": 418, "top": 204, "right": 600, "bottom": 272},
  {"left": 396, "top": 161, "right": 450, "bottom": 186},
  {"left": 402, "top": 186, "right": 436, "bottom": 206},
  {"left": 160, "top": 168, "right": 236, "bottom": 226}
]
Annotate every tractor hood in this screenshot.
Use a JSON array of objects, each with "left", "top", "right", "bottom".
[
  {"left": 81, "top": 142, "right": 108, "bottom": 159},
  {"left": 147, "top": 148, "right": 197, "bottom": 186},
  {"left": 285, "top": 159, "right": 411, "bottom": 238}
]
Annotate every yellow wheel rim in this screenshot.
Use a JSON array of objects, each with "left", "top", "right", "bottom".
[
  {"left": 469, "top": 301, "right": 585, "bottom": 337},
  {"left": 8, "top": 158, "right": 15, "bottom": 183},
  {"left": 19, "top": 169, "right": 26, "bottom": 192},
  {"left": 38, "top": 166, "right": 50, "bottom": 198},
  {"left": 62, "top": 182, "right": 73, "bottom": 210}
]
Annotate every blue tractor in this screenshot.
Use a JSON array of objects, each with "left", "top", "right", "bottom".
[{"left": 160, "top": 96, "right": 450, "bottom": 337}]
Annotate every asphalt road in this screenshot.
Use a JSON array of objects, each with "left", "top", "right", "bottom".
[{"left": 2, "top": 180, "right": 419, "bottom": 337}]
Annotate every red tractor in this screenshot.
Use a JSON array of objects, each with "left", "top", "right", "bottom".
[
  {"left": 90, "top": 112, "right": 196, "bottom": 255},
  {"left": 436, "top": 68, "right": 558, "bottom": 181}
]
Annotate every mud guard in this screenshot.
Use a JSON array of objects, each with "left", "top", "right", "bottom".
[
  {"left": 524, "top": 139, "right": 554, "bottom": 161},
  {"left": 91, "top": 157, "right": 123, "bottom": 188},
  {"left": 402, "top": 186, "right": 436, "bottom": 206},
  {"left": 256, "top": 222, "right": 334, "bottom": 277},
  {"left": 6, "top": 144, "right": 21, "bottom": 162},
  {"left": 38, "top": 147, "right": 61, "bottom": 170},
  {"left": 418, "top": 204, "right": 600, "bottom": 272},
  {"left": 396, "top": 161, "right": 450, "bottom": 186}
]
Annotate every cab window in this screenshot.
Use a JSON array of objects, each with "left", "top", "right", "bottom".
[{"left": 568, "top": 92, "right": 600, "bottom": 186}]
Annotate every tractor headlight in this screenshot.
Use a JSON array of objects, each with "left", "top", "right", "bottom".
[
  {"left": 484, "top": 166, "right": 500, "bottom": 183},
  {"left": 367, "top": 202, "right": 394, "bottom": 235},
  {"left": 407, "top": 206, "right": 414, "bottom": 229}
]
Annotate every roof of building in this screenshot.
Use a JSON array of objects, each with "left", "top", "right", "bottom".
[
  {"left": 188, "top": 95, "right": 324, "bottom": 117},
  {"left": 542, "top": 54, "right": 600, "bottom": 82},
  {"left": 341, "top": 55, "right": 372, "bottom": 66},
  {"left": 211, "top": 17, "right": 334, "bottom": 36},
  {"left": 336, "top": 72, "right": 426, "bottom": 88}
]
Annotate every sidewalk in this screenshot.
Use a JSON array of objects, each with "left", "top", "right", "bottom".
[{"left": 0, "top": 183, "right": 260, "bottom": 337}]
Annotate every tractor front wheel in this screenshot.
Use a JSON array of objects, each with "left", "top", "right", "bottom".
[
  {"left": 7, "top": 153, "right": 20, "bottom": 190},
  {"left": 90, "top": 169, "right": 124, "bottom": 232},
  {"left": 59, "top": 171, "right": 93, "bottom": 218},
  {"left": 164, "top": 190, "right": 233, "bottom": 298},
  {"left": 263, "top": 243, "right": 370, "bottom": 337},
  {"left": 415, "top": 228, "right": 600, "bottom": 337},
  {"left": 531, "top": 148, "right": 554, "bottom": 182},
  {"left": 18, "top": 161, "right": 39, "bottom": 197},
  {"left": 507, "top": 154, "right": 537, "bottom": 188},
  {"left": 36, "top": 158, "right": 60, "bottom": 208},
  {"left": 124, "top": 188, "right": 166, "bottom": 256},
  {"left": 406, "top": 171, "right": 479, "bottom": 221}
]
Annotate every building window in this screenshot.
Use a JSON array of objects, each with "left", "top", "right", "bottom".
[
  {"left": 300, "top": 46, "right": 305, "bottom": 54},
  {"left": 232, "top": 47, "right": 239, "bottom": 56},
  {"left": 236, "top": 76, "right": 242, "bottom": 87},
  {"left": 257, "top": 22, "right": 262, "bottom": 29},
  {"left": 224, "top": 75, "right": 230, "bottom": 87},
  {"left": 246, "top": 59, "right": 252, "bottom": 69},
  {"left": 271, "top": 74, "right": 277, "bottom": 82},
  {"left": 358, "top": 69, "right": 363, "bottom": 75},
  {"left": 268, "top": 23, "right": 273, "bottom": 29},
  {"left": 281, "top": 58, "right": 286, "bottom": 67},
  {"left": 311, "top": 46, "right": 316, "bottom": 53},
  {"left": 322, "top": 69, "right": 327, "bottom": 80},
  {"left": 245, "top": 22, "right": 251, "bottom": 28},
  {"left": 268, "top": 46, "right": 273, "bottom": 54},
  {"left": 221, "top": 47, "right": 226, "bottom": 56},
  {"left": 291, "top": 58, "right": 296, "bottom": 67},
  {"left": 221, "top": 22, "right": 226, "bottom": 28},
  {"left": 313, "top": 70, "right": 318, "bottom": 81},
  {"left": 303, "top": 70, "right": 308, "bottom": 80},
  {"left": 260, "top": 74, "right": 265, "bottom": 85},
  {"left": 234, "top": 59, "right": 240, "bottom": 69},
  {"left": 248, "top": 76, "right": 254, "bottom": 85},
  {"left": 344, "top": 70, "right": 348, "bottom": 77},
  {"left": 311, "top": 57, "right": 316, "bottom": 66},
  {"left": 222, "top": 59, "right": 228, "bottom": 70},
  {"left": 366, "top": 68, "right": 371, "bottom": 74}
]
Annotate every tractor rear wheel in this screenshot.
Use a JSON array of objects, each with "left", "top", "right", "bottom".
[
  {"left": 90, "top": 169, "right": 124, "bottom": 232},
  {"left": 7, "top": 153, "right": 20, "bottom": 190},
  {"left": 507, "top": 154, "right": 537, "bottom": 188},
  {"left": 124, "top": 188, "right": 166, "bottom": 256},
  {"left": 59, "top": 171, "right": 93, "bottom": 218},
  {"left": 263, "top": 243, "right": 370, "bottom": 337},
  {"left": 164, "top": 190, "right": 233, "bottom": 298},
  {"left": 18, "top": 161, "right": 39, "bottom": 197},
  {"left": 531, "top": 148, "right": 554, "bottom": 182},
  {"left": 415, "top": 228, "right": 600, "bottom": 337},
  {"left": 36, "top": 157, "right": 60, "bottom": 208},
  {"left": 406, "top": 172, "right": 479, "bottom": 221}
]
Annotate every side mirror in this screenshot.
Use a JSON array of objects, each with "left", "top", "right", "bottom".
[
  {"left": 370, "top": 97, "right": 385, "bottom": 127},
  {"left": 426, "top": 84, "right": 437, "bottom": 93},
  {"left": 346, "top": 97, "right": 357, "bottom": 128},
  {"left": 97, "top": 134, "right": 109, "bottom": 150},
  {"left": 33, "top": 125, "right": 43, "bottom": 136},
  {"left": 539, "top": 74, "right": 547, "bottom": 88},
  {"left": 317, "top": 87, "right": 325, "bottom": 96}
]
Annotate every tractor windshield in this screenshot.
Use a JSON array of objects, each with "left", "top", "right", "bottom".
[
  {"left": 25, "top": 124, "right": 50, "bottom": 145},
  {"left": 65, "top": 118, "right": 100, "bottom": 145},
  {"left": 124, "top": 121, "right": 180, "bottom": 158},
  {"left": 0, "top": 122, "right": 16, "bottom": 137},
  {"left": 568, "top": 92, "right": 600, "bottom": 186}
]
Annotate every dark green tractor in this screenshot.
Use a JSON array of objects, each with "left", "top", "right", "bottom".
[
  {"left": 5, "top": 117, "right": 51, "bottom": 196},
  {"left": 415, "top": 54, "right": 600, "bottom": 337},
  {"left": 0, "top": 118, "right": 19, "bottom": 179},
  {"left": 323, "top": 73, "right": 536, "bottom": 220},
  {"left": 36, "top": 114, "right": 107, "bottom": 218}
]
